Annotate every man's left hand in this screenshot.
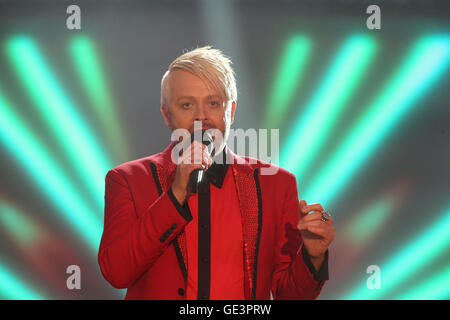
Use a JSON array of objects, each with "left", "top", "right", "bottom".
[{"left": 297, "top": 200, "right": 335, "bottom": 259}]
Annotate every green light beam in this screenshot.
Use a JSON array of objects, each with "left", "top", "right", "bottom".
[
  {"left": 69, "top": 36, "right": 130, "bottom": 162},
  {"left": 0, "top": 89, "right": 102, "bottom": 253},
  {"left": 0, "top": 263, "right": 46, "bottom": 300},
  {"left": 6, "top": 36, "right": 113, "bottom": 213},
  {"left": 0, "top": 201, "right": 40, "bottom": 246},
  {"left": 344, "top": 207, "right": 450, "bottom": 299},
  {"left": 264, "top": 35, "right": 311, "bottom": 129},
  {"left": 280, "top": 35, "right": 376, "bottom": 178},
  {"left": 303, "top": 35, "right": 450, "bottom": 206},
  {"left": 345, "top": 194, "right": 394, "bottom": 243},
  {"left": 395, "top": 265, "right": 450, "bottom": 300}
]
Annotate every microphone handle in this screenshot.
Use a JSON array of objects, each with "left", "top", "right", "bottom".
[{"left": 189, "top": 168, "right": 204, "bottom": 193}]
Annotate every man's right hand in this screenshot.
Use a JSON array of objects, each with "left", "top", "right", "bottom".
[{"left": 171, "top": 140, "right": 213, "bottom": 204}]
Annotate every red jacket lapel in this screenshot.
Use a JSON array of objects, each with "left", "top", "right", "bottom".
[{"left": 228, "top": 148, "right": 262, "bottom": 300}]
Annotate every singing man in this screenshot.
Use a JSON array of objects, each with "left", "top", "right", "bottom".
[{"left": 98, "top": 46, "right": 335, "bottom": 299}]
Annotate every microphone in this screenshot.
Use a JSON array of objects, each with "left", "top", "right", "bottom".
[{"left": 189, "top": 130, "right": 213, "bottom": 193}]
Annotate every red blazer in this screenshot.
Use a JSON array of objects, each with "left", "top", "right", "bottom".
[{"left": 98, "top": 142, "right": 326, "bottom": 299}]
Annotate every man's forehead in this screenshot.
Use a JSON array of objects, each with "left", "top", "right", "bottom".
[
  {"left": 168, "top": 70, "right": 223, "bottom": 97},
  {"left": 175, "top": 94, "right": 223, "bottom": 102}
]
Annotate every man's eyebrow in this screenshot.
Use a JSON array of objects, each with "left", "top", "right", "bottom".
[
  {"left": 176, "top": 96, "right": 195, "bottom": 101},
  {"left": 175, "top": 95, "right": 222, "bottom": 101},
  {"left": 205, "top": 95, "right": 222, "bottom": 99}
]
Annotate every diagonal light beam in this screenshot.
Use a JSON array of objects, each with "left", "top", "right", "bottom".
[
  {"left": 0, "top": 263, "right": 46, "bottom": 300},
  {"left": 0, "top": 200, "right": 41, "bottom": 246},
  {"left": 344, "top": 206, "right": 450, "bottom": 299},
  {"left": 0, "top": 89, "right": 102, "bottom": 253},
  {"left": 68, "top": 35, "right": 130, "bottom": 163},
  {"left": 264, "top": 35, "right": 312, "bottom": 129},
  {"left": 345, "top": 193, "right": 394, "bottom": 243},
  {"left": 6, "top": 36, "right": 113, "bottom": 213},
  {"left": 280, "top": 35, "right": 376, "bottom": 178},
  {"left": 395, "top": 265, "right": 450, "bottom": 300},
  {"left": 303, "top": 35, "right": 450, "bottom": 206}
]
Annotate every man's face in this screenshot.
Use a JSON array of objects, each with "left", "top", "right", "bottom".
[{"left": 161, "top": 69, "right": 236, "bottom": 152}]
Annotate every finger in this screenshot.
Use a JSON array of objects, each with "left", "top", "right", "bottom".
[
  {"left": 305, "top": 223, "right": 334, "bottom": 233},
  {"left": 307, "top": 225, "right": 335, "bottom": 240},
  {"left": 302, "top": 212, "right": 334, "bottom": 225},
  {"left": 300, "top": 210, "right": 322, "bottom": 223},
  {"left": 181, "top": 151, "right": 196, "bottom": 165},
  {"left": 299, "top": 200, "right": 307, "bottom": 210},
  {"left": 300, "top": 203, "right": 324, "bottom": 215},
  {"left": 179, "top": 151, "right": 192, "bottom": 165},
  {"left": 183, "top": 163, "right": 207, "bottom": 174},
  {"left": 181, "top": 148, "right": 205, "bottom": 165},
  {"left": 192, "top": 141, "right": 211, "bottom": 157},
  {"left": 193, "top": 145, "right": 206, "bottom": 164},
  {"left": 179, "top": 144, "right": 194, "bottom": 164},
  {"left": 203, "top": 149, "right": 213, "bottom": 167},
  {"left": 299, "top": 220, "right": 334, "bottom": 232},
  {"left": 298, "top": 220, "right": 324, "bottom": 231},
  {"left": 195, "top": 149, "right": 212, "bottom": 169},
  {"left": 186, "top": 145, "right": 207, "bottom": 165},
  {"left": 299, "top": 200, "right": 308, "bottom": 216}
]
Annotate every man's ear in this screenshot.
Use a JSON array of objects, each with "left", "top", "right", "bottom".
[
  {"left": 161, "top": 105, "right": 170, "bottom": 128},
  {"left": 230, "top": 101, "right": 237, "bottom": 124}
]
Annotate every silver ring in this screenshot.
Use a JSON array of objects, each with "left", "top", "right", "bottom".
[{"left": 321, "top": 210, "right": 331, "bottom": 222}]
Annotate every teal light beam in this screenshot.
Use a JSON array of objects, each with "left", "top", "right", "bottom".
[
  {"left": 6, "top": 36, "right": 113, "bottom": 213},
  {"left": 0, "top": 89, "right": 102, "bottom": 253},
  {"left": 264, "top": 35, "right": 311, "bottom": 129},
  {"left": 0, "top": 263, "right": 46, "bottom": 300},
  {"left": 280, "top": 35, "right": 376, "bottom": 177},
  {"left": 0, "top": 201, "right": 40, "bottom": 246},
  {"left": 303, "top": 35, "right": 450, "bottom": 206},
  {"left": 345, "top": 194, "right": 394, "bottom": 243},
  {"left": 395, "top": 265, "right": 450, "bottom": 300},
  {"left": 344, "top": 207, "right": 450, "bottom": 299},
  {"left": 69, "top": 36, "right": 130, "bottom": 162}
]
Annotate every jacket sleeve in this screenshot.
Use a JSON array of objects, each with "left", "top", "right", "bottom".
[
  {"left": 271, "top": 173, "right": 328, "bottom": 299},
  {"left": 98, "top": 168, "right": 191, "bottom": 289}
]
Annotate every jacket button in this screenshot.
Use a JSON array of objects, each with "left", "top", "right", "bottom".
[
  {"left": 171, "top": 223, "right": 177, "bottom": 230},
  {"left": 178, "top": 288, "right": 185, "bottom": 296}
]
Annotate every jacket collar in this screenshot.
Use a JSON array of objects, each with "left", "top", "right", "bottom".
[{"left": 204, "top": 147, "right": 229, "bottom": 189}]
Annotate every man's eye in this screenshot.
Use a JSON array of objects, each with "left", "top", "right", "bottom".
[
  {"left": 209, "top": 101, "right": 220, "bottom": 107},
  {"left": 181, "top": 102, "right": 191, "bottom": 109}
]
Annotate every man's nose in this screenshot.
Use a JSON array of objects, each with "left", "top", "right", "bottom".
[{"left": 194, "top": 105, "right": 208, "bottom": 121}]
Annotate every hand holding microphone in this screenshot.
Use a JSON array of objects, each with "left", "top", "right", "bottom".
[{"left": 171, "top": 130, "right": 213, "bottom": 204}]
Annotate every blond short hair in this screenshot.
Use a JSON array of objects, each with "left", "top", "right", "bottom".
[{"left": 161, "top": 46, "right": 237, "bottom": 107}]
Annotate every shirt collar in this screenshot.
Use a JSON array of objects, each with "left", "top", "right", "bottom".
[{"left": 204, "top": 147, "right": 230, "bottom": 189}]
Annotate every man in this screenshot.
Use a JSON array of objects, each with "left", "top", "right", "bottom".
[{"left": 98, "top": 46, "right": 334, "bottom": 299}]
